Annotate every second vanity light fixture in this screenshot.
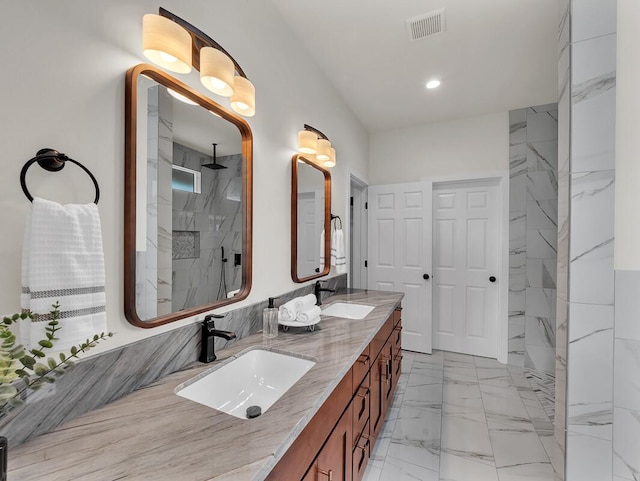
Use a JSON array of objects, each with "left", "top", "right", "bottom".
[
  {"left": 297, "top": 124, "right": 336, "bottom": 168},
  {"left": 142, "top": 8, "right": 256, "bottom": 117}
]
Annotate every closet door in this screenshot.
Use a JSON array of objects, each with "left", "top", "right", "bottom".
[
  {"left": 432, "top": 180, "right": 500, "bottom": 358},
  {"left": 368, "top": 183, "right": 432, "bottom": 354}
]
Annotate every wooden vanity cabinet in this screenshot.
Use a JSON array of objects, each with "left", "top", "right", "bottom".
[
  {"left": 304, "top": 407, "right": 353, "bottom": 481},
  {"left": 268, "top": 304, "right": 402, "bottom": 481}
]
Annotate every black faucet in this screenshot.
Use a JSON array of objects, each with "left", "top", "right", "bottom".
[
  {"left": 314, "top": 280, "right": 336, "bottom": 306},
  {"left": 200, "top": 314, "right": 237, "bottom": 363}
]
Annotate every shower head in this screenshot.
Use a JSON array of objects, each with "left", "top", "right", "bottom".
[
  {"left": 202, "top": 142, "right": 227, "bottom": 170},
  {"left": 202, "top": 162, "right": 227, "bottom": 170}
]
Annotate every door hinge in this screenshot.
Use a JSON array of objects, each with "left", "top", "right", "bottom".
[
  {"left": 365, "top": 202, "right": 368, "bottom": 209},
  {"left": 364, "top": 260, "right": 368, "bottom": 268},
  {"left": 350, "top": 196, "right": 354, "bottom": 206}
]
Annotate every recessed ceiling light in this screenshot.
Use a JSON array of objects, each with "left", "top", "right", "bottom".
[{"left": 426, "top": 80, "right": 441, "bottom": 89}]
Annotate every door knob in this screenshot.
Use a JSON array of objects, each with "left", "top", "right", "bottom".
[
  {"left": 489, "top": 276, "right": 496, "bottom": 283},
  {"left": 423, "top": 274, "right": 430, "bottom": 280}
]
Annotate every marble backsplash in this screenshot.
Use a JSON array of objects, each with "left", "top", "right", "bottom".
[{"left": 0, "top": 275, "right": 347, "bottom": 447}]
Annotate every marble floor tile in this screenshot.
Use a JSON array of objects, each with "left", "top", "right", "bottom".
[
  {"left": 497, "top": 462, "right": 555, "bottom": 481},
  {"left": 363, "top": 351, "right": 554, "bottom": 481}
]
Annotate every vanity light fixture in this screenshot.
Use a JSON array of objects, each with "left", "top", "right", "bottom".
[
  {"left": 143, "top": 14, "right": 192, "bottom": 74},
  {"left": 200, "top": 47, "right": 235, "bottom": 97},
  {"left": 297, "top": 130, "right": 318, "bottom": 155},
  {"left": 142, "top": 8, "right": 256, "bottom": 117},
  {"left": 426, "top": 79, "right": 441, "bottom": 89},
  {"left": 297, "top": 124, "right": 337, "bottom": 168}
]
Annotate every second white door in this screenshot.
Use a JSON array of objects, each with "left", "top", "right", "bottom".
[{"left": 432, "top": 180, "right": 500, "bottom": 358}]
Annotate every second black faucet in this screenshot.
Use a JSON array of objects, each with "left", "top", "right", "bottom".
[{"left": 314, "top": 280, "right": 335, "bottom": 306}]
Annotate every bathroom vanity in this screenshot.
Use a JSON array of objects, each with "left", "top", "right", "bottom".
[{"left": 7, "top": 289, "right": 403, "bottom": 481}]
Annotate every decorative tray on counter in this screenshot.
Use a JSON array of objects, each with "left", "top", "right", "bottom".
[{"left": 278, "top": 316, "right": 321, "bottom": 331}]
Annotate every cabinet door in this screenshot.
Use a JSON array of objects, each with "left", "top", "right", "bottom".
[
  {"left": 369, "top": 350, "right": 384, "bottom": 443},
  {"left": 303, "top": 461, "right": 318, "bottom": 481},
  {"left": 382, "top": 339, "right": 394, "bottom": 408},
  {"left": 317, "top": 407, "right": 353, "bottom": 481}
]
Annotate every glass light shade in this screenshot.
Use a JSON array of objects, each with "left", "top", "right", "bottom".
[
  {"left": 200, "top": 47, "right": 235, "bottom": 97},
  {"left": 143, "top": 14, "right": 192, "bottom": 74},
  {"left": 298, "top": 130, "right": 318, "bottom": 155},
  {"left": 323, "top": 148, "right": 336, "bottom": 168},
  {"left": 316, "top": 139, "right": 331, "bottom": 162},
  {"left": 167, "top": 88, "right": 198, "bottom": 105},
  {"left": 230, "top": 76, "right": 256, "bottom": 117}
]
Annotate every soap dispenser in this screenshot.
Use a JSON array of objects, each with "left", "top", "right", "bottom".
[{"left": 263, "top": 297, "right": 279, "bottom": 338}]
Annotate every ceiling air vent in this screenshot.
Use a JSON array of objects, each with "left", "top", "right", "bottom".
[{"left": 406, "top": 9, "right": 445, "bottom": 41}]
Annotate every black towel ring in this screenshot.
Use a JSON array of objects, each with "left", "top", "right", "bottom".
[
  {"left": 331, "top": 214, "right": 342, "bottom": 230},
  {"left": 20, "top": 148, "right": 100, "bottom": 204}
]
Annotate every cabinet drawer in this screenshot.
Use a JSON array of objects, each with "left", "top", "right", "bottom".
[
  {"left": 352, "top": 344, "right": 371, "bottom": 395},
  {"left": 352, "top": 373, "right": 370, "bottom": 448},
  {"left": 370, "top": 315, "right": 394, "bottom": 360},
  {"left": 352, "top": 421, "right": 370, "bottom": 481}
]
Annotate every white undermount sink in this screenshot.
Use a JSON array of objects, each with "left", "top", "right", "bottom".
[
  {"left": 176, "top": 348, "right": 316, "bottom": 419},
  {"left": 321, "top": 302, "right": 375, "bottom": 320}
]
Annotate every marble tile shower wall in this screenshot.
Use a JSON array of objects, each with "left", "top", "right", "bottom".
[
  {"left": 554, "top": 0, "right": 570, "bottom": 477},
  {"left": 135, "top": 85, "right": 174, "bottom": 320},
  {"left": 172, "top": 144, "right": 243, "bottom": 309},
  {"left": 0, "top": 275, "right": 347, "bottom": 447},
  {"left": 508, "top": 104, "right": 558, "bottom": 374},
  {"left": 562, "top": 0, "right": 617, "bottom": 480}
]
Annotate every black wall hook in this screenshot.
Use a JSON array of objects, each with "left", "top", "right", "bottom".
[{"left": 20, "top": 148, "right": 100, "bottom": 204}]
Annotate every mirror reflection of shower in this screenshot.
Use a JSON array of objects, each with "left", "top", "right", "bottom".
[{"left": 202, "top": 143, "right": 227, "bottom": 170}]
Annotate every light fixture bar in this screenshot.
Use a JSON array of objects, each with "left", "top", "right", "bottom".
[
  {"left": 158, "top": 7, "right": 248, "bottom": 79},
  {"left": 303, "top": 124, "right": 329, "bottom": 141}
]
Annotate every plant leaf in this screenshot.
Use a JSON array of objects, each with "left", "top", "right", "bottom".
[{"left": 33, "top": 363, "right": 49, "bottom": 377}]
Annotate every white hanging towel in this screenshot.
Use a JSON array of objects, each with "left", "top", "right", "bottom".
[
  {"left": 20, "top": 197, "right": 107, "bottom": 350},
  {"left": 331, "top": 228, "right": 347, "bottom": 274},
  {"left": 319, "top": 229, "right": 325, "bottom": 271}
]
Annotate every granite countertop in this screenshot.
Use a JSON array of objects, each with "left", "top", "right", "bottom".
[{"left": 8, "top": 289, "right": 403, "bottom": 481}]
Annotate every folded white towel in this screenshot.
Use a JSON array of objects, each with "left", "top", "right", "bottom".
[
  {"left": 20, "top": 197, "right": 107, "bottom": 350},
  {"left": 296, "top": 294, "right": 317, "bottom": 312},
  {"left": 279, "top": 299, "right": 298, "bottom": 322},
  {"left": 278, "top": 294, "right": 317, "bottom": 321},
  {"left": 332, "top": 228, "right": 347, "bottom": 274},
  {"left": 296, "top": 305, "right": 322, "bottom": 324}
]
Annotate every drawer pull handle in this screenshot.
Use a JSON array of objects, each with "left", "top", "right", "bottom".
[
  {"left": 356, "top": 387, "right": 370, "bottom": 399},
  {"left": 357, "top": 435, "right": 370, "bottom": 451},
  {"left": 358, "top": 354, "right": 370, "bottom": 365},
  {"left": 318, "top": 468, "right": 333, "bottom": 481}
]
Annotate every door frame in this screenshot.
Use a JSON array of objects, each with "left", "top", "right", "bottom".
[
  {"left": 423, "top": 171, "right": 509, "bottom": 364},
  {"left": 348, "top": 170, "right": 369, "bottom": 289}
]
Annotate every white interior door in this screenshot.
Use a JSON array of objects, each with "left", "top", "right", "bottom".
[
  {"left": 368, "top": 183, "right": 432, "bottom": 353},
  {"left": 297, "top": 191, "right": 322, "bottom": 276},
  {"left": 432, "top": 180, "right": 499, "bottom": 358}
]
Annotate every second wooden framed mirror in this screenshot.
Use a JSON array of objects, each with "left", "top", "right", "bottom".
[{"left": 291, "top": 154, "right": 331, "bottom": 283}]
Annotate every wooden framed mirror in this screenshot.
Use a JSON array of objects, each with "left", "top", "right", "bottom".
[
  {"left": 291, "top": 154, "right": 331, "bottom": 283},
  {"left": 124, "top": 64, "right": 253, "bottom": 327}
]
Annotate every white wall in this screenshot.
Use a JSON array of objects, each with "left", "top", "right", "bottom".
[
  {"left": 615, "top": 0, "right": 640, "bottom": 270},
  {"left": 0, "top": 0, "right": 368, "bottom": 351},
  {"left": 368, "top": 111, "right": 509, "bottom": 184}
]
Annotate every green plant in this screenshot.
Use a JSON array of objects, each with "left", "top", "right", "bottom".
[{"left": 0, "top": 302, "right": 113, "bottom": 415}]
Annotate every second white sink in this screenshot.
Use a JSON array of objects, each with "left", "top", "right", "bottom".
[
  {"left": 321, "top": 302, "right": 375, "bottom": 319},
  {"left": 176, "top": 348, "right": 316, "bottom": 419}
]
